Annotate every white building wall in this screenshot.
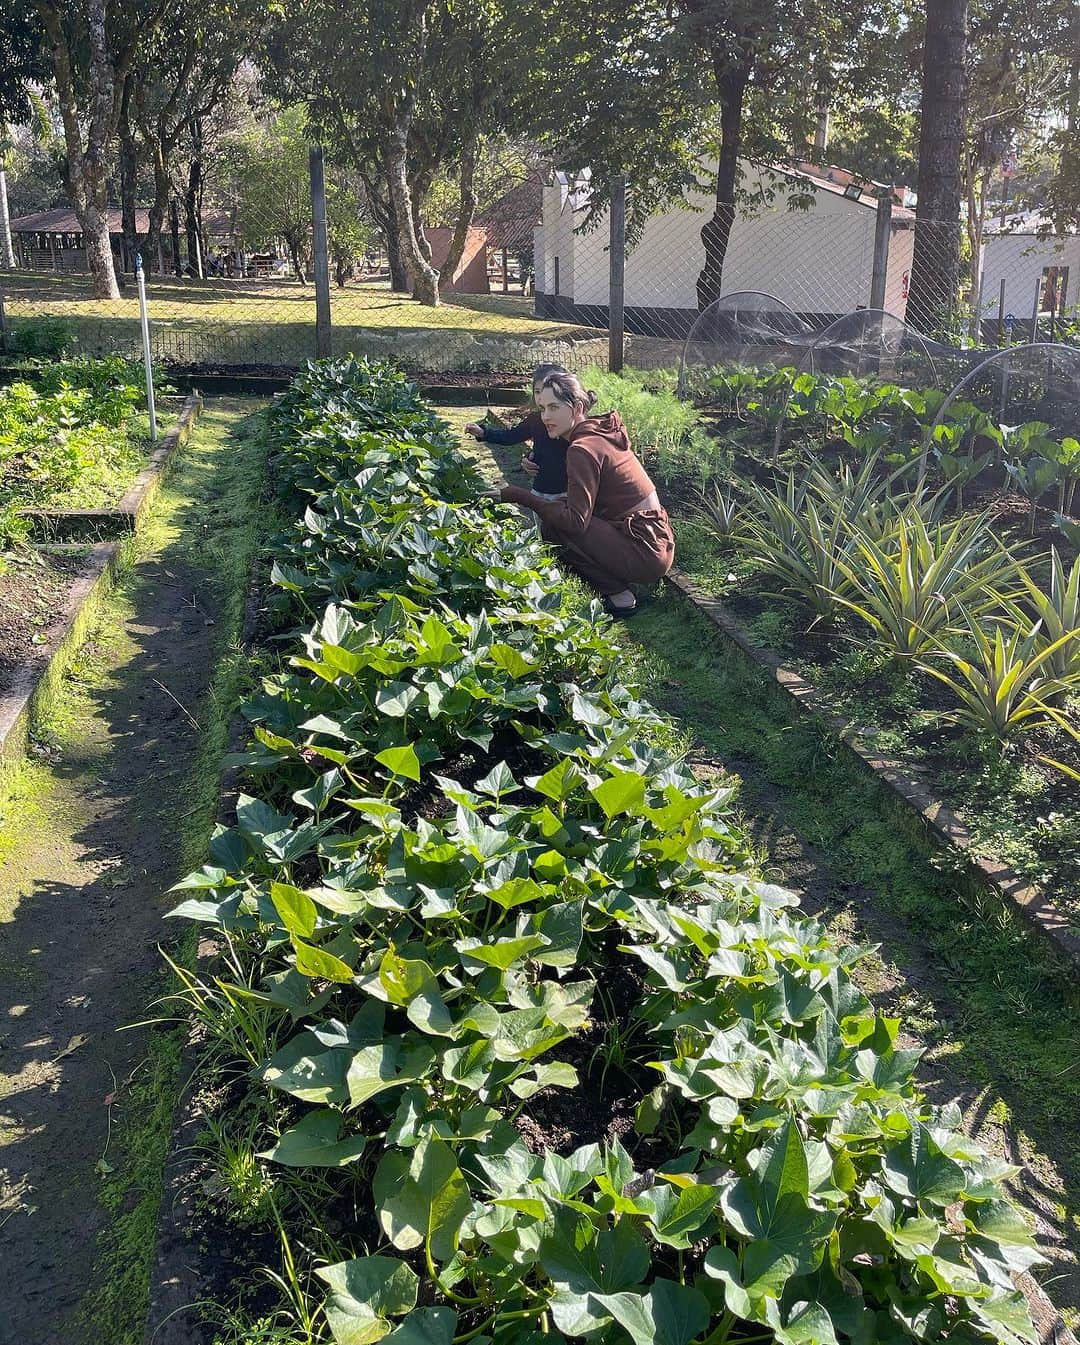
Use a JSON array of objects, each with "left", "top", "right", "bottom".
[
  {"left": 884, "top": 225, "right": 915, "bottom": 318},
  {"left": 979, "top": 234, "right": 1080, "bottom": 321},
  {"left": 541, "top": 183, "right": 576, "bottom": 299},
  {"left": 546, "top": 163, "right": 882, "bottom": 315}
]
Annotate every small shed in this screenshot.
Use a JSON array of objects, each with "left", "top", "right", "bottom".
[
  {"left": 533, "top": 162, "right": 916, "bottom": 336},
  {"left": 978, "top": 213, "right": 1078, "bottom": 340},
  {"left": 478, "top": 175, "right": 544, "bottom": 292},
  {"left": 9, "top": 205, "right": 233, "bottom": 274}
]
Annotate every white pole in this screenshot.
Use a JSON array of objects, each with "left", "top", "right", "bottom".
[{"left": 135, "top": 252, "right": 157, "bottom": 442}]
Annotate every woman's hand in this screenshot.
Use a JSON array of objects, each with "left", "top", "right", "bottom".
[
  {"left": 521, "top": 454, "right": 539, "bottom": 477},
  {"left": 464, "top": 422, "right": 485, "bottom": 440},
  {"left": 481, "top": 486, "right": 503, "bottom": 501}
]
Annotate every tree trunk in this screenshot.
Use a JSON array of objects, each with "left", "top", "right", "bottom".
[
  {"left": 438, "top": 133, "right": 479, "bottom": 293},
  {"left": 82, "top": 198, "right": 121, "bottom": 297},
  {"left": 35, "top": 0, "right": 123, "bottom": 299},
  {"left": 908, "top": 0, "right": 968, "bottom": 333},
  {"left": 696, "top": 55, "right": 753, "bottom": 310},
  {"left": 185, "top": 154, "right": 203, "bottom": 278},
  {"left": 385, "top": 117, "right": 440, "bottom": 306},
  {"left": 412, "top": 192, "right": 433, "bottom": 265},
  {"left": 386, "top": 226, "right": 409, "bottom": 290},
  {"left": 170, "top": 197, "right": 183, "bottom": 276},
  {"left": 288, "top": 236, "right": 307, "bottom": 285},
  {"left": 966, "top": 161, "right": 990, "bottom": 340},
  {"left": 119, "top": 77, "right": 139, "bottom": 279},
  {"left": 379, "top": 187, "right": 410, "bottom": 290},
  {"left": 0, "top": 168, "right": 15, "bottom": 269}
]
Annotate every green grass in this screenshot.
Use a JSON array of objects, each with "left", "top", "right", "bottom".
[
  {"left": 0, "top": 399, "right": 273, "bottom": 1341},
  {"left": 2, "top": 271, "right": 610, "bottom": 371},
  {"left": 79, "top": 403, "right": 275, "bottom": 1342}
]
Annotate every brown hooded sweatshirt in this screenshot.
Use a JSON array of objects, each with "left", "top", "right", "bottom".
[{"left": 501, "top": 411, "right": 661, "bottom": 533}]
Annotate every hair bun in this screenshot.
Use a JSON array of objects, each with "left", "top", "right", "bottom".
[{"left": 584, "top": 389, "right": 598, "bottom": 411}]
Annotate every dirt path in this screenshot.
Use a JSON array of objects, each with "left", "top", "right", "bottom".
[{"left": 0, "top": 400, "right": 265, "bottom": 1345}]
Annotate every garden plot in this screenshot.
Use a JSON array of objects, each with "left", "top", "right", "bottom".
[
  {"left": 0, "top": 358, "right": 172, "bottom": 705},
  {"left": 157, "top": 357, "right": 1057, "bottom": 1345},
  {"left": 566, "top": 363, "right": 1079, "bottom": 924}
]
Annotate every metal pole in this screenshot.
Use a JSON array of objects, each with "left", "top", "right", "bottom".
[
  {"left": 996, "top": 278, "right": 1006, "bottom": 345},
  {"left": 869, "top": 193, "right": 892, "bottom": 310},
  {"left": 0, "top": 290, "right": 7, "bottom": 354},
  {"left": 309, "top": 143, "right": 332, "bottom": 360},
  {"left": 1031, "top": 276, "right": 1042, "bottom": 342},
  {"left": 608, "top": 175, "right": 626, "bottom": 374},
  {"left": 135, "top": 254, "right": 157, "bottom": 443}
]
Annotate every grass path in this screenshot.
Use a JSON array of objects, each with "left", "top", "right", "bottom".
[{"left": 0, "top": 400, "right": 267, "bottom": 1344}]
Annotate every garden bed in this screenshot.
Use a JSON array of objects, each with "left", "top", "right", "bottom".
[
  {"left": 0, "top": 388, "right": 203, "bottom": 790},
  {"left": 666, "top": 568, "right": 1080, "bottom": 965},
  {"left": 149, "top": 358, "right": 1067, "bottom": 1345},
  {"left": 551, "top": 364, "right": 1078, "bottom": 928},
  {"left": 0, "top": 546, "right": 91, "bottom": 679}
]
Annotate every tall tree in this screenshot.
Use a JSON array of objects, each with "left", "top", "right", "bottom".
[
  {"left": 29, "top": 0, "right": 164, "bottom": 298},
  {"left": 679, "top": 0, "right": 894, "bottom": 309},
  {"left": 265, "top": 0, "right": 507, "bottom": 306},
  {"left": 224, "top": 105, "right": 313, "bottom": 283},
  {"left": 907, "top": 0, "right": 969, "bottom": 332}
]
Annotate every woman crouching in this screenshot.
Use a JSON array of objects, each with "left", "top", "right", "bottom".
[{"left": 496, "top": 372, "right": 674, "bottom": 617}]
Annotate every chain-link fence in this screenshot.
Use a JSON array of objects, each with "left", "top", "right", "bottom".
[{"left": 1, "top": 156, "right": 1077, "bottom": 379}]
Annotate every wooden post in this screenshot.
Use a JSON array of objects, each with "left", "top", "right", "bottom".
[
  {"left": 869, "top": 193, "right": 892, "bottom": 311},
  {"left": 502, "top": 246, "right": 509, "bottom": 293},
  {"left": 608, "top": 175, "right": 626, "bottom": 373},
  {"left": 309, "top": 143, "right": 332, "bottom": 359}
]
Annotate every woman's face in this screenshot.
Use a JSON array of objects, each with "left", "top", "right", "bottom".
[{"left": 536, "top": 386, "right": 580, "bottom": 439}]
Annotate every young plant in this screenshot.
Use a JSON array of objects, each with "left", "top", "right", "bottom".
[
  {"left": 691, "top": 481, "right": 740, "bottom": 549},
  {"left": 918, "top": 611, "right": 1080, "bottom": 740},
  {"left": 1010, "top": 548, "right": 1080, "bottom": 687},
  {"left": 1005, "top": 454, "right": 1061, "bottom": 535},
  {"left": 834, "top": 511, "right": 1020, "bottom": 659}
]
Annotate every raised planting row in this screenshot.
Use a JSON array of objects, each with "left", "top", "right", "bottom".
[
  {"left": 682, "top": 363, "right": 1079, "bottom": 544},
  {"left": 0, "top": 356, "right": 169, "bottom": 548},
  {"left": 168, "top": 357, "right": 1046, "bottom": 1345}
]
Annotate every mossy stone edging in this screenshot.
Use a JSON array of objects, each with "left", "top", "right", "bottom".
[
  {"left": 0, "top": 394, "right": 203, "bottom": 800},
  {"left": 23, "top": 391, "right": 203, "bottom": 542},
  {"left": 0, "top": 541, "right": 120, "bottom": 800},
  {"left": 665, "top": 570, "right": 1080, "bottom": 971}
]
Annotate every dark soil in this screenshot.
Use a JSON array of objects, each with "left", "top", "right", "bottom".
[
  {"left": 159, "top": 361, "right": 530, "bottom": 389},
  {"left": 0, "top": 549, "right": 87, "bottom": 686}
]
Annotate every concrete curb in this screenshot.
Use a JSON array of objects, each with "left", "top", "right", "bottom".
[
  {"left": 665, "top": 569, "right": 1080, "bottom": 969},
  {"left": 0, "top": 540, "right": 120, "bottom": 798},
  {"left": 24, "top": 392, "right": 203, "bottom": 542}
]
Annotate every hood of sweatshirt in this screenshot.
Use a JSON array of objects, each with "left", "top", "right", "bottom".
[{"left": 568, "top": 410, "right": 631, "bottom": 452}]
